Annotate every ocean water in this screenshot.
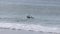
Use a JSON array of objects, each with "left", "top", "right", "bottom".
[{"left": 0, "top": 0, "right": 60, "bottom": 34}]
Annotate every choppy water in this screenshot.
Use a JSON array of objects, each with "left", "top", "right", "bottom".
[{"left": 0, "top": 0, "right": 60, "bottom": 34}]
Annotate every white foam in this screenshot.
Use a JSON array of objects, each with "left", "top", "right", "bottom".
[{"left": 0, "top": 22, "right": 60, "bottom": 33}]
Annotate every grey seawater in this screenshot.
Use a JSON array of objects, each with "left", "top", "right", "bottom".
[
  {"left": 0, "top": 0, "right": 60, "bottom": 34},
  {"left": 0, "top": 4, "right": 60, "bottom": 27}
]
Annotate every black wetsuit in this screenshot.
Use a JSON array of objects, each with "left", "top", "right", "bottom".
[{"left": 27, "top": 16, "right": 34, "bottom": 19}]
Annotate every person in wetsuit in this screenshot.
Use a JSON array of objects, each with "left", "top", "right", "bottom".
[{"left": 27, "top": 15, "right": 34, "bottom": 19}]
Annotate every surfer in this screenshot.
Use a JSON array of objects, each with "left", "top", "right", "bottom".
[{"left": 26, "top": 15, "right": 34, "bottom": 19}]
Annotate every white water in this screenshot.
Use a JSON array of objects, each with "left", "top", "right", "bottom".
[{"left": 0, "top": 22, "right": 60, "bottom": 33}]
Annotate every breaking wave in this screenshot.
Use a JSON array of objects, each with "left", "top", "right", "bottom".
[{"left": 0, "top": 22, "right": 60, "bottom": 34}]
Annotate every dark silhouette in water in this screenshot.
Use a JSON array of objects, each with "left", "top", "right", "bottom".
[{"left": 27, "top": 15, "right": 34, "bottom": 19}]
